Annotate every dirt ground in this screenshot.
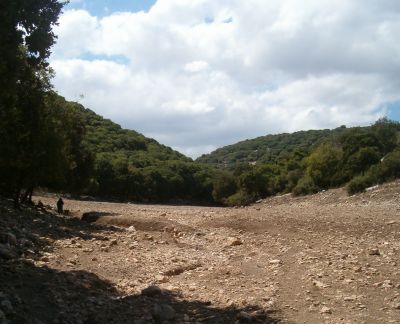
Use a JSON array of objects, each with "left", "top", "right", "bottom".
[{"left": 1, "top": 181, "right": 400, "bottom": 323}]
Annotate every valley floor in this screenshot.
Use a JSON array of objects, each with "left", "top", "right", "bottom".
[{"left": 1, "top": 181, "right": 400, "bottom": 323}]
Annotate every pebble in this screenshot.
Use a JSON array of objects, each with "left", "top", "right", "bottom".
[
  {"left": 368, "top": 248, "right": 380, "bottom": 256},
  {"left": 152, "top": 303, "right": 176, "bottom": 321},
  {"left": 225, "top": 237, "right": 243, "bottom": 247},
  {"left": 155, "top": 275, "right": 169, "bottom": 283},
  {"left": 127, "top": 226, "right": 136, "bottom": 232},
  {"left": 313, "top": 280, "right": 328, "bottom": 289},
  {"left": 0, "top": 299, "right": 14, "bottom": 315},
  {"left": 237, "top": 311, "right": 253, "bottom": 321},
  {"left": 344, "top": 295, "right": 356, "bottom": 301},
  {"left": 0, "top": 244, "right": 16, "bottom": 260},
  {"left": 6, "top": 233, "right": 17, "bottom": 246},
  {"left": 320, "top": 306, "right": 332, "bottom": 314}
]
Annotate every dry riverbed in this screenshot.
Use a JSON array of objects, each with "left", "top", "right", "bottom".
[{"left": 1, "top": 181, "right": 400, "bottom": 323}]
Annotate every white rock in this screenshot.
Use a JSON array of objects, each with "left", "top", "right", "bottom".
[
  {"left": 320, "top": 306, "right": 332, "bottom": 314},
  {"left": 225, "top": 237, "right": 243, "bottom": 247}
]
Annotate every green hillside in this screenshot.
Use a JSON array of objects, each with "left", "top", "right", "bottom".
[
  {"left": 196, "top": 127, "right": 349, "bottom": 168},
  {"left": 52, "top": 95, "right": 219, "bottom": 203},
  {"left": 196, "top": 120, "right": 400, "bottom": 205}
]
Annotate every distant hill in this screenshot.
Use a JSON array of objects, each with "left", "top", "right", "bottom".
[
  {"left": 196, "top": 120, "right": 400, "bottom": 206},
  {"left": 53, "top": 96, "right": 400, "bottom": 207},
  {"left": 196, "top": 126, "right": 350, "bottom": 168},
  {"left": 56, "top": 96, "right": 218, "bottom": 203},
  {"left": 78, "top": 103, "right": 190, "bottom": 164}
]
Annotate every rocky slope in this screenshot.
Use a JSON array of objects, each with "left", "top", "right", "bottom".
[{"left": 1, "top": 181, "right": 400, "bottom": 323}]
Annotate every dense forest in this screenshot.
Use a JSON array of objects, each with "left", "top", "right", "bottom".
[
  {"left": 48, "top": 96, "right": 221, "bottom": 204},
  {"left": 198, "top": 120, "right": 400, "bottom": 205},
  {"left": 1, "top": 0, "right": 400, "bottom": 208},
  {"left": 197, "top": 128, "right": 349, "bottom": 168}
]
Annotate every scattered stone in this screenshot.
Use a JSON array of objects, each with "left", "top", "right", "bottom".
[
  {"left": 269, "top": 259, "right": 282, "bottom": 265},
  {"left": 19, "top": 238, "right": 33, "bottom": 248},
  {"left": 344, "top": 295, "right": 356, "bottom": 301},
  {"left": 313, "top": 280, "right": 329, "bottom": 289},
  {"left": 127, "top": 226, "right": 136, "bottom": 232},
  {"left": 225, "top": 237, "right": 243, "bottom": 247},
  {"left": 152, "top": 303, "right": 176, "bottom": 321},
  {"left": 164, "top": 263, "right": 201, "bottom": 276},
  {"left": 109, "top": 239, "right": 118, "bottom": 246},
  {"left": 393, "top": 303, "right": 400, "bottom": 310},
  {"left": 0, "top": 244, "right": 16, "bottom": 260},
  {"left": 5, "top": 233, "right": 17, "bottom": 246},
  {"left": 237, "top": 311, "right": 253, "bottom": 322},
  {"left": 0, "top": 299, "right": 14, "bottom": 315},
  {"left": 382, "top": 280, "right": 393, "bottom": 288},
  {"left": 368, "top": 248, "right": 380, "bottom": 256},
  {"left": 142, "top": 286, "right": 162, "bottom": 297},
  {"left": 144, "top": 234, "right": 154, "bottom": 241},
  {"left": 320, "top": 306, "right": 332, "bottom": 314},
  {"left": 155, "top": 275, "right": 169, "bottom": 283}
]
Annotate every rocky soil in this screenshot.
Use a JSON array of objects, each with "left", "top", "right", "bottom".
[{"left": 1, "top": 181, "right": 400, "bottom": 323}]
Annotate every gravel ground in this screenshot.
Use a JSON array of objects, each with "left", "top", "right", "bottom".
[{"left": 1, "top": 181, "right": 400, "bottom": 323}]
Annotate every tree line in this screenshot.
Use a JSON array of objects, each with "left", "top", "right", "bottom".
[{"left": 208, "top": 119, "right": 400, "bottom": 205}]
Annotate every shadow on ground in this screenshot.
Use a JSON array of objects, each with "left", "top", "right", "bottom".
[
  {"left": 1, "top": 262, "right": 281, "bottom": 323},
  {"left": 81, "top": 211, "right": 120, "bottom": 223},
  {"left": 0, "top": 198, "right": 284, "bottom": 323}
]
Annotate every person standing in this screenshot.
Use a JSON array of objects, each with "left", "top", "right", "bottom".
[{"left": 57, "top": 197, "right": 64, "bottom": 214}]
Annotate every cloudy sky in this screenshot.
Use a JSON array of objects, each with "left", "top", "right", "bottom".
[{"left": 50, "top": 0, "right": 400, "bottom": 158}]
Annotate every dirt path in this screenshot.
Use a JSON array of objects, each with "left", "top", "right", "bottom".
[{"left": 1, "top": 181, "right": 400, "bottom": 323}]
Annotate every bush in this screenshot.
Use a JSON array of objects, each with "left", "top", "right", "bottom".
[
  {"left": 223, "top": 191, "right": 255, "bottom": 206},
  {"left": 347, "top": 149, "right": 400, "bottom": 195},
  {"left": 212, "top": 172, "right": 237, "bottom": 203},
  {"left": 377, "top": 150, "right": 400, "bottom": 180},
  {"left": 292, "top": 175, "right": 318, "bottom": 196},
  {"left": 346, "top": 175, "right": 374, "bottom": 195}
]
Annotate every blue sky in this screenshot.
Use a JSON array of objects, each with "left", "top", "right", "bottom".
[
  {"left": 66, "top": 0, "right": 156, "bottom": 16},
  {"left": 51, "top": 1, "right": 400, "bottom": 157},
  {"left": 388, "top": 101, "right": 400, "bottom": 121}
]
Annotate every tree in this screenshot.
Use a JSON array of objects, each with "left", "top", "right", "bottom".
[
  {"left": 0, "top": 0, "right": 64, "bottom": 205},
  {"left": 305, "top": 144, "right": 344, "bottom": 189},
  {"left": 212, "top": 172, "right": 237, "bottom": 203}
]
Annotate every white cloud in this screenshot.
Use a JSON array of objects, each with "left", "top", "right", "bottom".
[
  {"left": 50, "top": 0, "right": 400, "bottom": 158},
  {"left": 184, "top": 61, "right": 209, "bottom": 73}
]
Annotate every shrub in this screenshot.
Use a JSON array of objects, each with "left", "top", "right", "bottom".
[
  {"left": 223, "top": 191, "right": 255, "bottom": 206},
  {"left": 347, "top": 149, "right": 400, "bottom": 195},
  {"left": 212, "top": 172, "right": 237, "bottom": 203},
  {"left": 292, "top": 175, "right": 318, "bottom": 196},
  {"left": 346, "top": 174, "right": 374, "bottom": 195}
]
